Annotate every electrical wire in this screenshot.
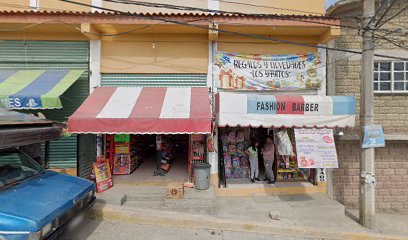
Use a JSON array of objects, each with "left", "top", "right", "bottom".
[
  {"left": 102, "top": 0, "right": 357, "bottom": 29},
  {"left": 1, "top": 0, "right": 406, "bottom": 60},
  {"left": 1, "top": 0, "right": 406, "bottom": 37},
  {"left": 363, "top": 0, "right": 396, "bottom": 30},
  {"left": 374, "top": 33, "right": 408, "bottom": 50},
  {"left": 59, "top": 0, "right": 408, "bottom": 61},
  {"left": 372, "top": 0, "right": 398, "bottom": 28},
  {"left": 2, "top": 0, "right": 408, "bottom": 38},
  {"left": 102, "top": 0, "right": 408, "bottom": 37},
  {"left": 204, "top": 0, "right": 325, "bottom": 16},
  {"left": 376, "top": 2, "right": 408, "bottom": 28}
]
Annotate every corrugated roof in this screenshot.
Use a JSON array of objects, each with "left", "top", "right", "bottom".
[{"left": 0, "top": 9, "right": 338, "bottom": 20}]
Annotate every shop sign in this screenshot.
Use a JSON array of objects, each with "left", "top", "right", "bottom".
[
  {"left": 294, "top": 128, "right": 338, "bottom": 168},
  {"left": 114, "top": 134, "right": 130, "bottom": 143},
  {"left": 362, "top": 125, "right": 385, "bottom": 148},
  {"left": 93, "top": 158, "right": 113, "bottom": 193},
  {"left": 214, "top": 52, "right": 323, "bottom": 90},
  {"left": 247, "top": 95, "right": 324, "bottom": 115}
]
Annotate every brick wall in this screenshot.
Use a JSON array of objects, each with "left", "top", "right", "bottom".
[
  {"left": 334, "top": 141, "right": 408, "bottom": 213},
  {"left": 331, "top": 1, "right": 408, "bottom": 213},
  {"left": 333, "top": 0, "right": 408, "bottom": 135}
]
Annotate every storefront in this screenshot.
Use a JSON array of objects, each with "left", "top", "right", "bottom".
[
  {"left": 208, "top": 50, "right": 357, "bottom": 193},
  {"left": 67, "top": 87, "right": 211, "bottom": 187},
  {"left": 0, "top": 40, "right": 91, "bottom": 177},
  {"left": 215, "top": 91, "right": 356, "bottom": 188}
]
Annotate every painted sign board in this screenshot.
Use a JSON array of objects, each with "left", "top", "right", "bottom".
[
  {"left": 294, "top": 128, "right": 338, "bottom": 168},
  {"left": 214, "top": 52, "right": 323, "bottom": 90},
  {"left": 362, "top": 125, "right": 385, "bottom": 148}
]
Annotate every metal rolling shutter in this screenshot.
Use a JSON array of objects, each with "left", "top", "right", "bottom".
[
  {"left": 101, "top": 73, "right": 208, "bottom": 87},
  {"left": 0, "top": 40, "right": 90, "bottom": 170}
]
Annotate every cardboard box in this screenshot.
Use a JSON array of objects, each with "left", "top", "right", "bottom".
[{"left": 166, "top": 182, "right": 184, "bottom": 199}]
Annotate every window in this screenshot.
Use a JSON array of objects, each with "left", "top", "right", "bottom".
[
  {"left": 0, "top": 150, "right": 43, "bottom": 189},
  {"left": 374, "top": 62, "right": 408, "bottom": 92}
]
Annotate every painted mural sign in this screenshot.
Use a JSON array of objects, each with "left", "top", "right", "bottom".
[
  {"left": 294, "top": 128, "right": 338, "bottom": 168},
  {"left": 214, "top": 51, "right": 323, "bottom": 90}
]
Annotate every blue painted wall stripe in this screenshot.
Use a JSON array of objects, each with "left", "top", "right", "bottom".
[
  {"left": 331, "top": 96, "right": 356, "bottom": 115},
  {"left": 247, "top": 94, "right": 277, "bottom": 114}
]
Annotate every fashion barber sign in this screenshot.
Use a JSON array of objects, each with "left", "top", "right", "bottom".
[{"left": 247, "top": 95, "right": 326, "bottom": 115}]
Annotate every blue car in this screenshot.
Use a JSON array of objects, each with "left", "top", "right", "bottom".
[{"left": 0, "top": 148, "right": 96, "bottom": 240}]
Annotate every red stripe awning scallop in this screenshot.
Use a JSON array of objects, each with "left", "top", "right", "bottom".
[{"left": 67, "top": 87, "right": 211, "bottom": 134}]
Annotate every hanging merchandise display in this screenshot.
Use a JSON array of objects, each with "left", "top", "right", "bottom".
[
  {"left": 220, "top": 128, "right": 250, "bottom": 179},
  {"left": 112, "top": 135, "right": 141, "bottom": 175},
  {"left": 207, "top": 135, "right": 215, "bottom": 152},
  {"left": 276, "top": 129, "right": 294, "bottom": 156},
  {"left": 188, "top": 134, "right": 208, "bottom": 179},
  {"left": 274, "top": 129, "right": 311, "bottom": 182},
  {"left": 191, "top": 135, "right": 206, "bottom": 161}
]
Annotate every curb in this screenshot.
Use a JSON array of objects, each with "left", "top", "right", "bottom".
[{"left": 89, "top": 203, "right": 407, "bottom": 240}]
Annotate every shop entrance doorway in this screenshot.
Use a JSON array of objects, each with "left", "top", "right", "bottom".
[
  {"left": 219, "top": 127, "right": 315, "bottom": 186},
  {"left": 105, "top": 134, "right": 190, "bottom": 183}
]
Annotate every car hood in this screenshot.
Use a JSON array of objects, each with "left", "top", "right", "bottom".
[{"left": 0, "top": 171, "right": 94, "bottom": 231}]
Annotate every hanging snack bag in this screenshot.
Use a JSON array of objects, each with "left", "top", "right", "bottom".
[
  {"left": 227, "top": 132, "right": 236, "bottom": 143},
  {"left": 228, "top": 144, "right": 237, "bottom": 155},
  {"left": 236, "top": 131, "right": 245, "bottom": 142}
]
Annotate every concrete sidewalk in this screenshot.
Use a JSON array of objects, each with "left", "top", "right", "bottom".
[
  {"left": 62, "top": 219, "right": 317, "bottom": 240},
  {"left": 93, "top": 184, "right": 408, "bottom": 239}
]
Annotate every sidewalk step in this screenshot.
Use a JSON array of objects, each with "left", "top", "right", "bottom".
[{"left": 89, "top": 203, "right": 405, "bottom": 240}]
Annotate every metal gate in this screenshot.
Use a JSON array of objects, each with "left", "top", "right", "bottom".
[
  {"left": 0, "top": 40, "right": 90, "bottom": 172},
  {"left": 101, "top": 73, "right": 207, "bottom": 87}
]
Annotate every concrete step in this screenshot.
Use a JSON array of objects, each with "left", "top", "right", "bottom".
[{"left": 89, "top": 203, "right": 405, "bottom": 240}]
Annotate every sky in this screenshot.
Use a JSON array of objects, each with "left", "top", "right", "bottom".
[{"left": 326, "top": 0, "right": 338, "bottom": 9}]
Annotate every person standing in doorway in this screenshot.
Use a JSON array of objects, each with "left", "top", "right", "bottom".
[
  {"left": 246, "top": 140, "right": 260, "bottom": 183},
  {"left": 262, "top": 136, "right": 275, "bottom": 184}
]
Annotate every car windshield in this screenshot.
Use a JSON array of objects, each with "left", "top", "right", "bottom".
[{"left": 0, "top": 150, "right": 43, "bottom": 188}]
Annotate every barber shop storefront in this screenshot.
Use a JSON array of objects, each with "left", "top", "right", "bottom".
[{"left": 213, "top": 51, "right": 357, "bottom": 194}]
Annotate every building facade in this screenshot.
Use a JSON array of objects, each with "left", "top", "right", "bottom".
[
  {"left": 328, "top": 0, "right": 408, "bottom": 213},
  {"left": 0, "top": 0, "right": 352, "bottom": 196}
]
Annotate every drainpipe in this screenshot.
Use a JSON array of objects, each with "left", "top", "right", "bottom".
[
  {"left": 90, "top": 40, "right": 102, "bottom": 157},
  {"left": 326, "top": 40, "right": 337, "bottom": 198}
]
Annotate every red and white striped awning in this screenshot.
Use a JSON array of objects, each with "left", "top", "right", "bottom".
[{"left": 67, "top": 87, "right": 211, "bottom": 134}]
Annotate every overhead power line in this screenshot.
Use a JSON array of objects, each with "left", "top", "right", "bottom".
[
  {"left": 363, "top": 0, "right": 396, "bottom": 30},
  {"left": 376, "top": 2, "right": 408, "bottom": 28},
  {"left": 102, "top": 0, "right": 359, "bottom": 29},
  {"left": 59, "top": 0, "right": 408, "bottom": 61},
  {"left": 1, "top": 0, "right": 406, "bottom": 37},
  {"left": 372, "top": 0, "right": 398, "bottom": 28},
  {"left": 199, "top": 0, "right": 325, "bottom": 16},
  {"left": 102, "top": 0, "right": 408, "bottom": 37}
]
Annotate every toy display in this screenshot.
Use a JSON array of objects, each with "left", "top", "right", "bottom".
[
  {"left": 220, "top": 128, "right": 250, "bottom": 179},
  {"left": 276, "top": 129, "right": 310, "bottom": 181}
]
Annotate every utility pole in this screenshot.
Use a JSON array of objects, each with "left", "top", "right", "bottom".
[{"left": 360, "top": 0, "right": 376, "bottom": 229}]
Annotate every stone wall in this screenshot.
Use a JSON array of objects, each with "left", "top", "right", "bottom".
[
  {"left": 331, "top": 0, "right": 408, "bottom": 213},
  {"left": 332, "top": 0, "right": 408, "bottom": 135},
  {"left": 334, "top": 141, "right": 408, "bottom": 213}
]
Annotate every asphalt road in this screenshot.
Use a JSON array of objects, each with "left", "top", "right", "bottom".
[{"left": 61, "top": 219, "right": 316, "bottom": 240}]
